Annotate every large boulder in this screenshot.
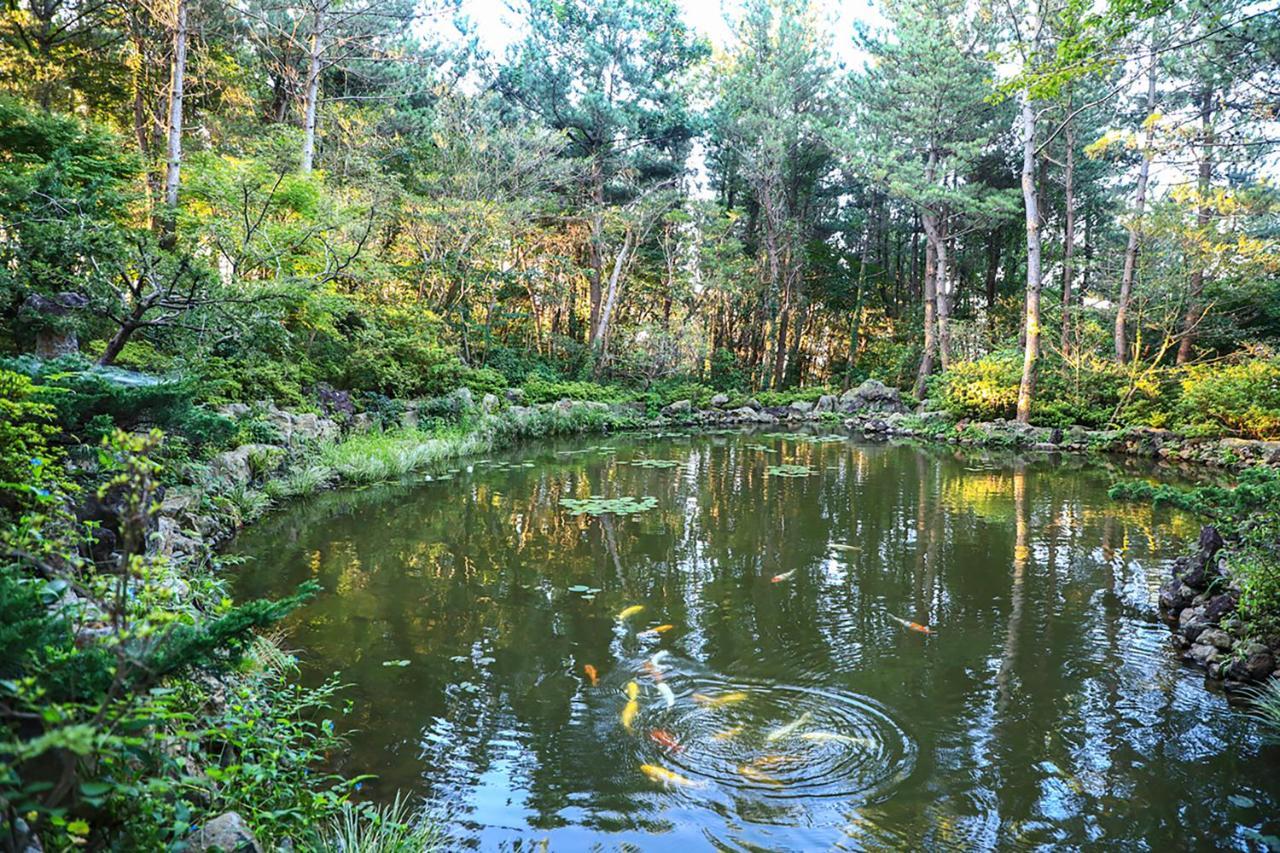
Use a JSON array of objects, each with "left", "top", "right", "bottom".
[
  {"left": 788, "top": 400, "right": 813, "bottom": 416},
  {"left": 481, "top": 393, "right": 501, "bottom": 414},
  {"left": 22, "top": 291, "right": 88, "bottom": 358},
  {"left": 191, "top": 812, "right": 261, "bottom": 852},
  {"left": 452, "top": 387, "right": 476, "bottom": 411},
  {"left": 662, "top": 399, "right": 693, "bottom": 417},
  {"left": 710, "top": 393, "right": 731, "bottom": 409},
  {"left": 839, "top": 379, "right": 908, "bottom": 415},
  {"left": 813, "top": 394, "right": 838, "bottom": 414},
  {"left": 210, "top": 444, "right": 281, "bottom": 486},
  {"left": 505, "top": 387, "right": 527, "bottom": 405}
]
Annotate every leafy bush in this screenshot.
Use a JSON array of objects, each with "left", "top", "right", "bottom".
[
  {"left": 420, "top": 361, "right": 507, "bottom": 398},
  {"left": 933, "top": 351, "right": 1022, "bottom": 420},
  {"left": 0, "top": 368, "right": 68, "bottom": 516},
  {"left": 522, "top": 375, "right": 626, "bottom": 404},
  {"left": 1178, "top": 357, "right": 1280, "bottom": 439},
  {"left": 2, "top": 356, "right": 235, "bottom": 451}
]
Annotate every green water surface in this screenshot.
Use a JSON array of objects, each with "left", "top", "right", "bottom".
[{"left": 232, "top": 428, "right": 1280, "bottom": 850}]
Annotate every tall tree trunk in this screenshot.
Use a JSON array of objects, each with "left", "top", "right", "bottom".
[
  {"left": 160, "top": 0, "right": 187, "bottom": 244},
  {"left": 921, "top": 206, "right": 950, "bottom": 370},
  {"left": 1177, "top": 87, "right": 1214, "bottom": 365},
  {"left": 1115, "top": 44, "right": 1157, "bottom": 363},
  {"left": 1059, "top": 108, "right": 1075, "bottom": 355},
  {"left": 1016, "top": 91, "right": 1043, "bottom": 425},
  {"left": 300, "top": 11, "right": 322, "bottom": 174},
  {"left": 913, "top": 238, "right": 938, "bottom": 402},
  {"left": 985, "top": 226, "right": 1000, "bottom": 338},
  {"left": 587, "top": 158, "right": 605, "bottom": 345}
]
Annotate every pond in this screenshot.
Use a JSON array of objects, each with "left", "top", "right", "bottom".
[{"left": 232, "top": 428, "right": 1280, "bottom": 850}]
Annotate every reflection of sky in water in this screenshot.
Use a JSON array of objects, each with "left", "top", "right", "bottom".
[{"left": 234, "top": 430, "right": 1280, "bottom": 850}]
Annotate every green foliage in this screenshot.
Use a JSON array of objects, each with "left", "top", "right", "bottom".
[
  {"left": 1247, "top": 677, "right": 1280, "bottom": 736},
  {"left": 1178, "top": 357, "right": 1280, "bottom": 440},
  {"left": 755, "top": 386, "right": 835, "bottom": 408},
  {"left": 321, "top": 793, "right": 443, "bottom": 853},
  {"left": 522, "top": 376, "right": 627, "bottom": 404},
  {"left": 0, "top": 368, "right": 67, "bottom": 515},
  {"left": 933, "top": 352, "right": 1022, "bottom": 420}
]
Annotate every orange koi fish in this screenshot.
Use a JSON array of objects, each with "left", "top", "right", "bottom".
[
  {"left": 640, "top": 764, "right": 702, "bottom": 788},
  {"left": 887, "top": 612, "right": 934, "bottom": 635},
  {"left": 637, "top": 624, "right": 675, "bottom": 638},
  {"left": 584, "top": 664, "right": 598, "bottom": 686},
  {"left": 648, "top": 729, "right": 683, "bottom": 752},
  {"left": 771, "top": 569, "right": 797, "bottom": 584},
  {"left": 642, "top": 661, "right": 665, "bottom": 683}
]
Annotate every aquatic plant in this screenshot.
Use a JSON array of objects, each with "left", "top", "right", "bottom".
[
  {"left": 560, "top": 495, "right": 659, "bottom": 516},
  {"left": 766, "top": 464, "right": 815, "bottom": 478},
  {"left": 1247, "top": 678, "right": 1280, "bottom": 736},
  {"left": 320, "top": 792, "right": 442, "bottom": 852},
  {"left": 623, "top": 458, "right": 680, "bottom": 469}
]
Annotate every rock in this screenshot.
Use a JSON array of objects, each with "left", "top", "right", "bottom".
[
  {"left": 710, "top": 393, "right": 731, "bottom": 408},
  {"left": 839, "top": 379, "right": 909, "bottom": 415},
  {"left": 481, "top": 393, "right": 501, "bottom": 414},
  {"left": 1182, "top": 525, "right": 1224, "bottom": 590},
  {"left": 191, "top": 812, "right": 261, "bottom": 852},
  {"left": 10, "top": 817, "right": 42, "bottom": 853},
  {"left": 1226, "top": 648, "right": 1276, "bottom": 683},
  {"left": 789, "top": 400, "right": 813, "bottom": 415},
  {"left": 1197, "top": 628, "right": 1234, "bottom": 650},
  {"left": 1049, "top": 427, "right": 1064, "bottom": 444},
  {"left": 1185, "top": 643, "right": 1221, "bottom": 666},
  {"left": 1159, "top": 578, "right": 1193, "bottom": 611},
  {"left": 553, "top": 399, "right": 575, "bottom": 415},
  {"left": 505, "top": 387, "right": 526, "bottom": 404},
  {"left": 1202, "top": 592, "right": 1238, "bottom": 625},
  {"left": 744, "top": 398, "right": 763, "bottom": 411},
  {"left": 1178, "top": 605, "right": 1209, "bottom": 641},
  {"left": 210, "top": 444, "right": 280, "bottom": 486},
  {"left": 217, "top": 403, "right": 251, "bottom": 419},
  {"left": 452, "top": 387, "right": 475, "bottom": 411},
  {"left": 662, "top": 399, "right": 692, "bottom": 417},
  {"left": 22, "top": 291, "right": 88, "bottom": 358},
  {"left": 813, "top": 394, "right": 838, "bottom": 414}
]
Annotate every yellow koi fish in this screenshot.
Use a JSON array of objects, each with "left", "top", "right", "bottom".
[
  {"left": 616, "top": 605, "right": 645, "bottom": 622},
  {"left": 765, "top": 711, "right": 812, "bottom": 742},
  {"left": 693, "top": 691, "right": 748, "bottom": 708},
  {"left": 640, "top": 764, "right": 701, "bottom": 788},
  {"left": 737, "top": 764, "right": 784, "bottom": 787},
  {"left": 799, "top": 732, "right": 874, "bottom": 747},
  {"left": 751, "top": 754, "right": 802, "bottom": 771},
  {"left": 625, "top": 680, "right": 640, "bottom": 701},
  {"left": 621, "top": 699, "right": 639, "bottom": 730},
  {"left": 712, "top": 725, "right": 745, "bottom": 741}
]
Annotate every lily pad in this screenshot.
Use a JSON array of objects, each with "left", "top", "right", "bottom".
[
  {"left": 1228, "top": 794, "right": 1256, "bottom": 809},
  {"left": 624, "top": 459, "right": 680, "bottom": 469},
  {"left": 766, "top": 464, "right": 815, "bottom": 478},
  {"left": 382, "top": 659, "right": 410, "bottom": 667},
  {"left": 560, "top": 496, "right": 659, "bottom": 516}
]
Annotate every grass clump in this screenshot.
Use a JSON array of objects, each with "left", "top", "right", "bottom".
[{"left": 320, "top": 793, "right": 443, "bottom": 853}]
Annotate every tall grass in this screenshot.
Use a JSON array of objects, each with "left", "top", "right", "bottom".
[
  {"left": 320, "top": 794, "right": 442, "bottom": 853},
  {"left": 1249, "top": 678, "right": 1280, "bottom": 736}
]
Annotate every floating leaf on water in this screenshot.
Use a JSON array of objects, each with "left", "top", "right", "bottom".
[
  {"left": 766, "top": 464, "right": 815, "bottom": 478},
  {"left": 567, "top": 585, "right": 591, "bottom": 593},
  {"left": 449, "top": 655, "right": 468, "bottom": 663},
  {"left": 382, "top": 659, "right": 410, "bottom": 667},
  {"left": 1228, "top": 794, "right": 1256, "bottom": 809},
  {"left": 581, "top": 595, "right": 595, "bottom": 601},
  {"left": 830, "top": 543, "right": 860, "bottom": 552},
  {"left": 624, "top": 459, "right": 680, "bottom": 469},
  {"left": 560, "top": 496, "right": 659, "bottom": 516}
]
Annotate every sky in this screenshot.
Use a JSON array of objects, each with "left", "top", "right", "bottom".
[{"left": 453, "top": 0, "right": 888, "bottom": 66}]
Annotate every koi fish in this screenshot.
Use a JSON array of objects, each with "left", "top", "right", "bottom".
[
  {"left": 650, "top": 651, "right": 671, "bottom": 668},
  {"left": 799, "top": 732, "right": 875, "bottom": 746},
  {"left": 737, "top": 764, "right": 784, "bottom": 787},
  {"left": 622, "top": 699, "right": 639, "bottom": 730},
  {"left": 656, "top": 682, "right": 676, "bottom": 709},
  {"left": 626, "top": 680, "right": 640, "bottom": 701},
  {"left": 751, "top": 754, "right": 802, "bottom": 771},
  {"left": 765, "top": 711, "right": 812, "bottom": 742},
  {"left": 640, "top": 764, "right": 701, "bottom": 788},
  {"left": 887, "top": 612, "right": 934, "bottom": 635},
  {"left": 712, "top": 725, "right": 745, "bottom": 741},
  {"left": 771, "top": 569, "right": 798, "bottom": 583},
  {"left": 648, "top": 729, "right": 682, "bottom": 752},
  {"left": 638, "top": 624, "right": 675, "bottom": 638},
  {"left": 693, "top": 691, "right": 748, "bottom": 708},
  {"left": 584, "top": 664, "right": 598, "bottom": 686},
  {"left": 616, "top": 605, "right": 645, "bottom": 622}
]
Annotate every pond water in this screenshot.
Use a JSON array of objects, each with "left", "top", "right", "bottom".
[{"left": 232, "top": 428, "right": 1280, "bottom": 850}]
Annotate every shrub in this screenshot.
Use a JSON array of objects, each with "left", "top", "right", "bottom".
[
  {"left": 933, "top": 351, "right": 1022, "bottom": 421},
  {"left": 0, "top": 368, "right": 67, "bottom": 516},
  {"left": 1178, "top": 356, "right": 1280, "bottom": 439},
  {"left": 522, "top": 375, "right": 626, "bottom": 404}
]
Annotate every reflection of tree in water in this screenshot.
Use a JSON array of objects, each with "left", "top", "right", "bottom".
[{"left": 230, "top": 433, "right": 1243, "bottom": 846}]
